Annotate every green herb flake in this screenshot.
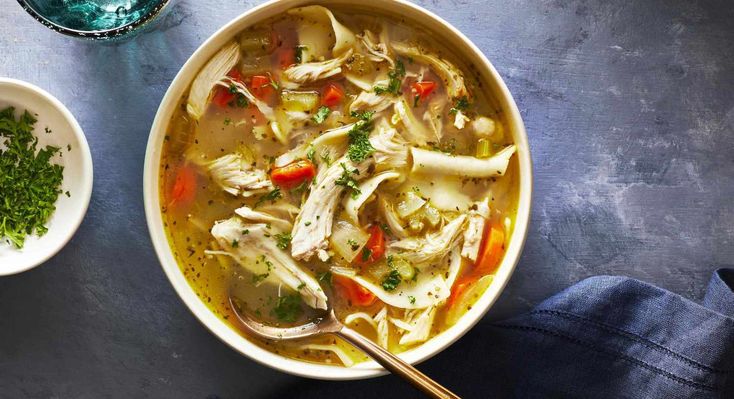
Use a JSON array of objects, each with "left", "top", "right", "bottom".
[
  {"left": 252, "top": 272, "right": 269, "bottom": 284},
  {"left": 335, "top": 163, "right": 361, "bottom": 199},
  {"left": 346, "top": 118, "right": 375, "bottom": 163},
  {"left": 408, "top": 295, "right": 416, "bottom": 304},
  {"left": 274, "top": 232, "right": 292, "bottom": 250},
  {"left": 254, "top": 187, "right": 282, "bottom": 207},
  {"left": 449, "top": 96, "right": 470, "bottom": 114},
  {"left": 373, "top": 60, "right": 405, "bottom": 96},
  {"left": 0, "top": 107, "right": 65, "bottom": 248},
  {"left": 312, "top": 106, "right": 331, "bottom": 124},
  {"left": 306, "top": 145, "right": 316, "bottom": 163},
  {"left": 381, "top": 269, "right": 401, "bottom": 291},
  {"left": 271, "top": 294, "right": 303, "bottom": 322},
  {"left": 347, "top": 238, "right": 359, "bottom": 251}
]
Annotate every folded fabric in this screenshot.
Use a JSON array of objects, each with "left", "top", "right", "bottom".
[{"left": 472, "top": 269, "right": 733, "bottom": 398}]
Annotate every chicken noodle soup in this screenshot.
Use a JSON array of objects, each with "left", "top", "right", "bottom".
[{"left": 160, "top": 5, "right": 518, "bottom": 366}]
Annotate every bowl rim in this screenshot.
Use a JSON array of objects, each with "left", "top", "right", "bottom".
[
  {"left": 0, "top": 77, "right": 94, "bottom": 276},
  {"left": 143, "top": 0, "right": 532, "bottom": 380}
]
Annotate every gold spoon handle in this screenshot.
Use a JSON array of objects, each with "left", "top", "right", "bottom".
[{"left": 336, "top": 327, "right": 461, "bottom": 399}]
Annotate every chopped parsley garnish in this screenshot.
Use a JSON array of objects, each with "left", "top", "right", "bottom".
[
  {"left": 231, "top": 239, "right": 239, "bottom": 248},
  {"left": 317, "top": 271, "right": 333, "bottom": 287},
  {"left": 408, "top": 295, "right": 416, "bottom": 304},
  {"left": 449, "top": 96, "right": 470, "bottom": 114},
  {"left": 361, "top": 247, "right": 373, "bottom": 262},
  {"left": 271, "top": 294, "right": 302, "bottom": 322},
  {"left": 274, "top": 232, "right": 292, "bottom": 250},
  {"left": 254, "top": 187, "right": 282, "bottom": 207},
  {"left": 373, "top": 60, "right": 405, "bottom": 96},
  {"left": 0, "top": 107, "right": 65, "bottom": 248},
  {"left": 350, "top": 110, "right": 375, "bottom": 121},
  {"left": 381, "top": 269, "right": 401, "bottom": 291},
  {"left": 227, "top": 84, "right": 248, "bottom": 108},
  {"left": 335, "top": 163, "right": 361, "bottom": 199},
  {"left": 252, "top": 272, "right": 269, "bottom": 284},
  {"left": 320, "top": 149, "right": 333, "bottom": 166},
  {"left": 347, "top": 239, "right": 360, "bottom": 251},
  {"left": 306, "top": 145, "right": 316, "bottom": 163},
  {"left": 312, "top": 106, "right": 331, "bottom": 124},
  {"left": 346, "top": 118, "right": 375, "bottom": 163}
]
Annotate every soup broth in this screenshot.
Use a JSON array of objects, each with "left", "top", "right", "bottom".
[{"left": 160, "top": 5, "right": 518, "bottom": 366}]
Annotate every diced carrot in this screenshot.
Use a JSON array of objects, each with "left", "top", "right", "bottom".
[
  {"left": 447, "top": 276, "right": 473, "bottom": 308},
  {"left": 277, "top": 48, "right": 296, "bottom": 69},
  {"left": 169, "top": 165, "right": 197, "bottom": 207},
  {"left": 333, "top": 275, "right": 377, "bottom": 307},
  {"left": 354, "top": 225, "right": 386, "bottom": 266},
  {"left": 250, "top": 75, "right": 275, "bottom": 99},
  {"left": 321, "top": 83, "right": 344, "bottom": 107},
  {"left": 411, "top": 81, "right": 437, "bottom": 100},
  {"left": 270, "top": 159, "right": 316, "bottom": 188},
  {"left": 474, "top": 224, "right": 505, "bottom": 276},
  {"left": 211, "top": 69, "right": 244, "bottom": 107}
]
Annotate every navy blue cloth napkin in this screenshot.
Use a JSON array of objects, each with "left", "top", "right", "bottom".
[{"left": 477, "top": 269, "right": 734, "bottom": 398}]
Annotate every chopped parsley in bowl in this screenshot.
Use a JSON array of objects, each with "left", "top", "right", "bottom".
[
  {"left": 0, "top": 106, "right": 66, "bottom": 248},
  {"left": 0, "top": 77, "right": 93, "bottom": 275}
]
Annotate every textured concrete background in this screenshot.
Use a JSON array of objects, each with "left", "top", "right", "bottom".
[{"left": 1, "top": 0, "right": 733, "bottom": 397}]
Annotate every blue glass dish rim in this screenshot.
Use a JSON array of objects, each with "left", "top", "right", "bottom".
[{"left": 16, "top": 0, "right": 174, "bottom": 39}]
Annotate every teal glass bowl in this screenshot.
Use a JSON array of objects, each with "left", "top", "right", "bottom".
[{"left": 17, "top": 0, "right": 174, "bottom": 40}]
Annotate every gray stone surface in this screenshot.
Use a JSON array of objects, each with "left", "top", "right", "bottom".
[{"left": 1, "top": 0, "right": 732, "bottom": 397}]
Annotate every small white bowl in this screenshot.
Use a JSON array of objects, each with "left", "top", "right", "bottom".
[
  {"left": 144, "top": 0, "right": 532, "bottom": 380},
  {"left": 0, "top": 78, "right": 93, "bottom": 276}
]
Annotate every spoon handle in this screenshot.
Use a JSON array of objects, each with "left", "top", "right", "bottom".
[{"left": 336, "top": 327, "right": 460, "bottom": 399}]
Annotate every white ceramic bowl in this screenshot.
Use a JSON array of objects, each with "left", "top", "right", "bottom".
[
  {"left": 0, "top": 78, "right": 93, "bottom": 276},
  {"left": 144, "top": 0, "right": 532, "bottom": 380}
]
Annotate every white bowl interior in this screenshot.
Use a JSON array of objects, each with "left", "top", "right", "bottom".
[
  {"left": 144, "top": 0, "right": 532, "bottom": 380},
  {"left": 0, "top": 78, "right": 93, "bottom": 276}
]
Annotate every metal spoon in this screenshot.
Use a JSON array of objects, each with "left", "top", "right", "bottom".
[{"left": 229, "top": 296, "right": 460, "bottom": 399}]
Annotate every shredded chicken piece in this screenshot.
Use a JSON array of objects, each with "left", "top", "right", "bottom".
[
  {"left": 216, "top": 78, "right": 275, "bottom": 121},
  {"left": 291, "top": 156, "right": 371, "bottom": 261},
  {"left": 208, "top": 153, "right": 273, "bottom": 197},
  {"left": 392, "top": 41, "right": 468, "bottom": 99},
  {"left": 388, "top": 214, "right": 467, "bottom": 264},
  {"left": 349, "top": 90, "right": 394, "bottom": 114},
  {"left": 423, "top": 96, "right": 447, "bottom": 142},
  {"left": 453, "top": 109, "right": 470, "bottom": 130},
  {"left": 358, "top": 30, "right": 394, "bottom": 67},
  {"left": 369, "top": 120, "right": 410, "bottom": 172},
  {"left": 274, "top": 122, "right": 355, "bottom": 168},
  {"left": 284, "top": 49, "right": 353, "bottom": 84},
  {"left": 345, "top": 307, "right": 389, "bottom": 349},
  {"left": 394, "top": 98, "right": 435, "bottom": 145},
  {"left": 211, "top": 218, "right": 327, "bottom": 309},
  {"left": 379, "top": 196, "right": 409, "bottom": 239},
  {"left": 461, "top": 198, "right": 490, "bottom": 261},
  {"left": 396, "top": 306, "right": 437, "bottom": 346},
  {"left": 235, "top": 205, "right": 293, "bottom": 232}
]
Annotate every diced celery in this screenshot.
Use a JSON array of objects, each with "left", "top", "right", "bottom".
[
  {"left": 281, "top": 90, "right": 320, "bottom": 113},
  {"left": 476, "top": 138, "right": 492, "bottom": 158},
  {"left": 390, "top": 256, "right": 415, "bottom": 280}
]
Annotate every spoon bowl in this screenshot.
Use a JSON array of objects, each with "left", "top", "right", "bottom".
[{"left": 228, "top": 294, "right": 460, "bottom": 399}]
